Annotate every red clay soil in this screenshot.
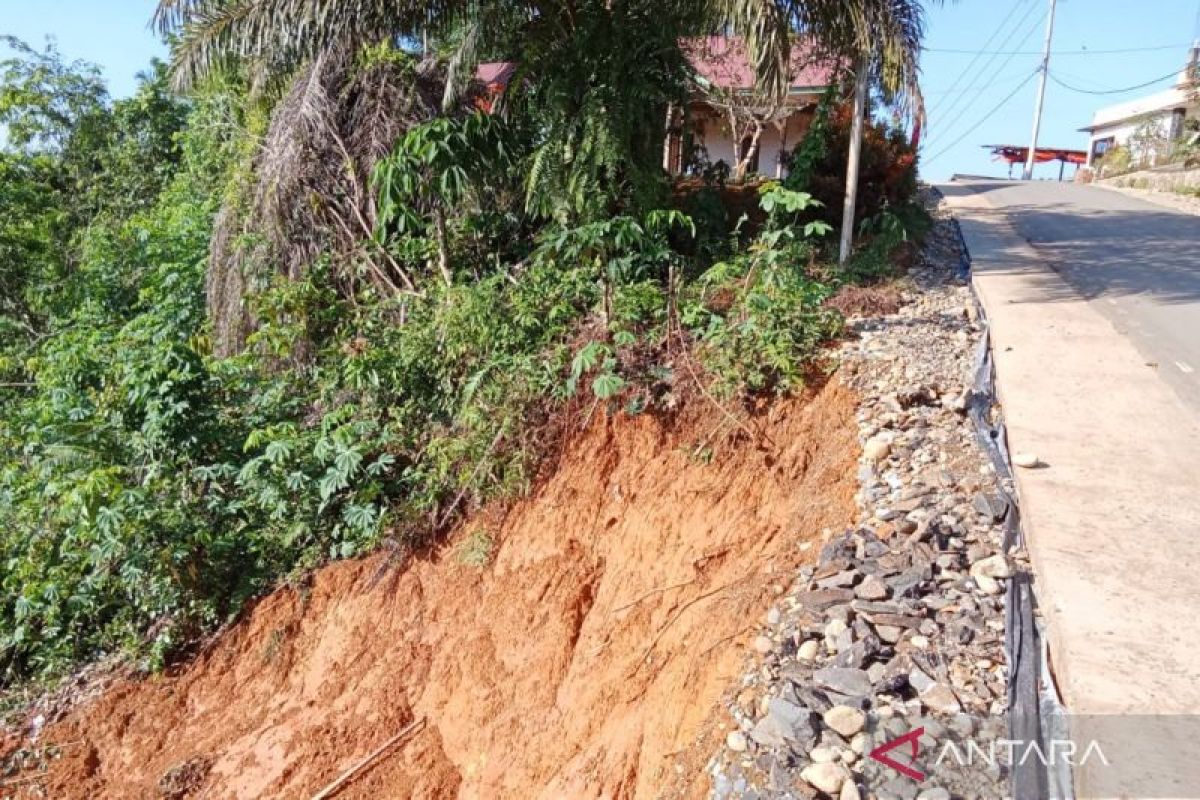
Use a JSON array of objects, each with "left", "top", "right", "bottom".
[{"left": 6, "top": 380, "right": 858, "bottom": 799}]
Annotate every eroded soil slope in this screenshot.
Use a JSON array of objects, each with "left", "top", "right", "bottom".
[{"left": 15, "top": 382, "right": 857, "bottom": 799}]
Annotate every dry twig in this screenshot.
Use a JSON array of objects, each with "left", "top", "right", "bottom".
[{"left": 309, "top": 718, "right": 426, "bottom": 800}]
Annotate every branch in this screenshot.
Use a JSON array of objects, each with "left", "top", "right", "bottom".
[{"left": 309, "top": 718, "right": 426, "bottom": 800}]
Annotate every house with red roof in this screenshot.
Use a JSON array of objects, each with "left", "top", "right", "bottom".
[
  {"left": 673, "top": 36, "right": 839, "bottom": 179},
  {"left": 476, "top": 36, "right": 840, "bottom": 181}
]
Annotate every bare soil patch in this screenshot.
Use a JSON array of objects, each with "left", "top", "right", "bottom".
[{"left": 3, "top": 381, "right": 858, "bottom": 799}]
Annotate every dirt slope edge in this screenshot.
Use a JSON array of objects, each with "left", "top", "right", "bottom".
[{"left": 19, "top": 379, "right": 858, "bottom": 799}]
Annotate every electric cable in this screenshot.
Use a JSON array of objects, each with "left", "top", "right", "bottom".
[
  {"left": 1048, "top": 65, "right": 1189, "bottom": 95},
  {"left": 924, "top": 70, "right": 1041, "bottom": 163}
]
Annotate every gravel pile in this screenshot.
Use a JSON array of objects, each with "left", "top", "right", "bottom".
[{"left": 707, "top": 200, "right": 1026, "bottom": 800}]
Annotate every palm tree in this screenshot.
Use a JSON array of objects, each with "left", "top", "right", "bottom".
[
  {"left": 153, "top": 0, "right": 932, "bottom": 113},
  {"left": 154, "top": 0, "right": 932, "bottom": 222}
]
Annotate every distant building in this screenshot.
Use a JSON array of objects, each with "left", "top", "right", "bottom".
[
  {"left": 1080, "top": 43, "right": 1199, "bottom": 168},
  {"left": 476, "top": 37, "right": 839, "bottom": 180},
  {"left": 669, "top": 37, "right": 839, "bottom": 179}
]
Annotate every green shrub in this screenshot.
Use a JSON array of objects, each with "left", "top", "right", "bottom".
[
  {"left": 784, "top": 102, "right": 919, "bottom": 234},
  {"left": 0, "top": 41, "right": 921, "bottom": 685},
  {"left": 1100, "top": 146, "right": 1133, "bottom": 178}
]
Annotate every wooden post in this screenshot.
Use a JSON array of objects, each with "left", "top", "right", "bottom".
[{"left": 839, "top": 63, "right": 868, "bottom": 267}]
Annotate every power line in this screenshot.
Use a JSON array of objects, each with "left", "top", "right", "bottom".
[
  {"left": 929, "top": 1, "right": 1042, "bottom": 125},
  {"left": 925, "top": 7, "right": 1048, "bottom": 150},
  {"left": 927, "top": 42, "right": 1191, "bottom": 56},
  {"left": 924, "top": 72, "right": 1033, "bottom": 95},
  {"left": 925, "top": 70, "right": 1041, "bottom": 163},
  {"left": 1047, "top": 65, "right": 1185, "bottom": 95},
  {"left": 927, "top": 1, "right": 1031, "bottom": 118}
]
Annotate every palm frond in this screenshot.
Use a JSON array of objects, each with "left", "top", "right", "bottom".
[{"left": 156, "top": 0, "right": 464, "bottom": 90}]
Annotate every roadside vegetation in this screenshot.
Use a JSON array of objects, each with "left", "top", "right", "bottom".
[{"left": 0, "top": 3, "right": 929, "bottom": 685}]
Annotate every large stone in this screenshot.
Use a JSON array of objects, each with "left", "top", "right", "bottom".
[
  {"left": 749, "top": 715, "right": 790, "bottom": 748},
  {"left": 800, "top": 762, "right": 850, "bottom": 795},
  {"left": 790, "top": 684, "right": 834, "bottom": 714},
  {"left": 795, "top": 589, "right": 856, "bottom": 611},
  {"left": 908, "top": 666, "right": 936, "bottom": 694},
  {"left": 749, "top": 697, "right": 817, "bottom": 750},
  {"left": 851, "top": 600, "right": 904, "bottom": 615},
  {"left": 864, "top": 436, "right": 892, "bottom": 463},
  {"left": 971, "top": 491, "right": 1008, "bottom": 522},
  {"left": 767, "top": 697, "right": 810, "bottom": 729},
  {"left": 1012, "top": 452, "right": 1040, "bottom": 468},
  {"left": 920, "top": 683, "right": 963, "bottom": 715},
  {"left": 868, "top": 613, "right": 924, "bottom": 630},
  {"left": 875, "top": 624, "right": 904, "bottom": 644},
  {"left": 809, "top": 746, "right": 839, "bottom": 763},
  {"left": 970, "top": 553, "right": 1013, "bottom": 580},
  {"left": 917, "top": 789, "right": 951, "bottom": 800},
  {"left": 888, "top": 567, "right": 928, "bottom": 599},
  {"left": 974, "top": 574, "right": 1002, "bottom": 595},
  {"left": 833, "top": 640, "right": 872, "bottom": 670},
  {"left": 817, "top": 570, "right": 859, "bottom": 589},
  {"left": 813, "top": 666, "right": 873, "bottom": 698},
  {"left": 823, "top": 705, "right": 867, "bottom": 737},
  {"left": 855, "top": 574, "right": 890, "bottom": 601}
]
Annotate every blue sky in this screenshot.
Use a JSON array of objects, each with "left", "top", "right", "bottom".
[
  {"left": 2, "top": 1, "right": 1198, "bottom": 181},
  {"left": 1, "top": 1, "right": 166, "bottom": 98},
  {"left": 920, "top": 0, "right": 1200, "bottom": 180}
]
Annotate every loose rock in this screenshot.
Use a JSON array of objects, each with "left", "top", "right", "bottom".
[
  {"left": 823, "top": 706, "right": 866, "bottom": 737},
  {"left": 800, "top": 762, "right": 849, "bottom": 795},
  {"left": 1013, "top": 452, "right": 1041, "bottom": 468}
]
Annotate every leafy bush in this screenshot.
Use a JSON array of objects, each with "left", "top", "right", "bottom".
[
  {"left": 677, "top": 187, "right": 840, "bottom": 395},
  {"left": 0, "top": 40, "right": 922, "bottom": 685},
  {"left": 784, "top": 102, "right": 919, "bottom": 233},
  {"left": 1099, "top": 145, "right": 1133, "bottom": 178}
]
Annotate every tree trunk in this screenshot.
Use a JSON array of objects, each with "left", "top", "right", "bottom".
[
  {"left": 662, "top": 103, "right": 676, "bottom": 172},
  {"left": 738, "top": 120, "right": 763, "bottom": 181},
  {"left": 433, "top": 209, "right": 453, "bottom": 287},
  {"left": 839, "top": 64, "right": 868, "bottom": 267},
  {"left": 727, "top": 106, "right": 745, "bottom": 182}
]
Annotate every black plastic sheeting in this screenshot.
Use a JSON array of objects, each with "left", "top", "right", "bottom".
[{"left": 959, "top": 220, "right": 1072, "bottom": 799}]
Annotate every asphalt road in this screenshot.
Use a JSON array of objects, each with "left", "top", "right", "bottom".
[{"left": 950, "top": 180, "right": 1200, "bottom": 411}]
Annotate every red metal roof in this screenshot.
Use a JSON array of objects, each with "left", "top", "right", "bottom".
[
  {"left": 984, "top": 145, "right": 1088, "bottom": 166},
  {"left": 684, "top": 36, "right": 839, "bottom": 91}
]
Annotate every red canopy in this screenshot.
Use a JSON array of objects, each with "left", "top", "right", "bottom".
[{"left": 983, "top": 145, "right": 1087, "bottom": 166}]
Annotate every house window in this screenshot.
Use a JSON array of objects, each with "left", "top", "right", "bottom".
[{"left": 1170, "top": 108, "right": 1187, "bottom": 140}]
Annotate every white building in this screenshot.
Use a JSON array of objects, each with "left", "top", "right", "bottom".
[{"left": 1081, "top": 43, "right": 1199, "bottom": 168}]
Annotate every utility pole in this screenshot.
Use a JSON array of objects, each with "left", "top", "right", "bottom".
[
  {"left": 839, "top": 62, "right": 869, "bottom": 267},
  {"left": 1022, "top": 0, "right": 1058, "bottom": 180}
]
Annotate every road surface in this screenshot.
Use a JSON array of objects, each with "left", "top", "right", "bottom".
[
  {"left": 944, "top": 180, "right": 1200, "bottom": 797},
  {"left": 949, "top": 180, "right": 1200, "bottom": 411}
]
